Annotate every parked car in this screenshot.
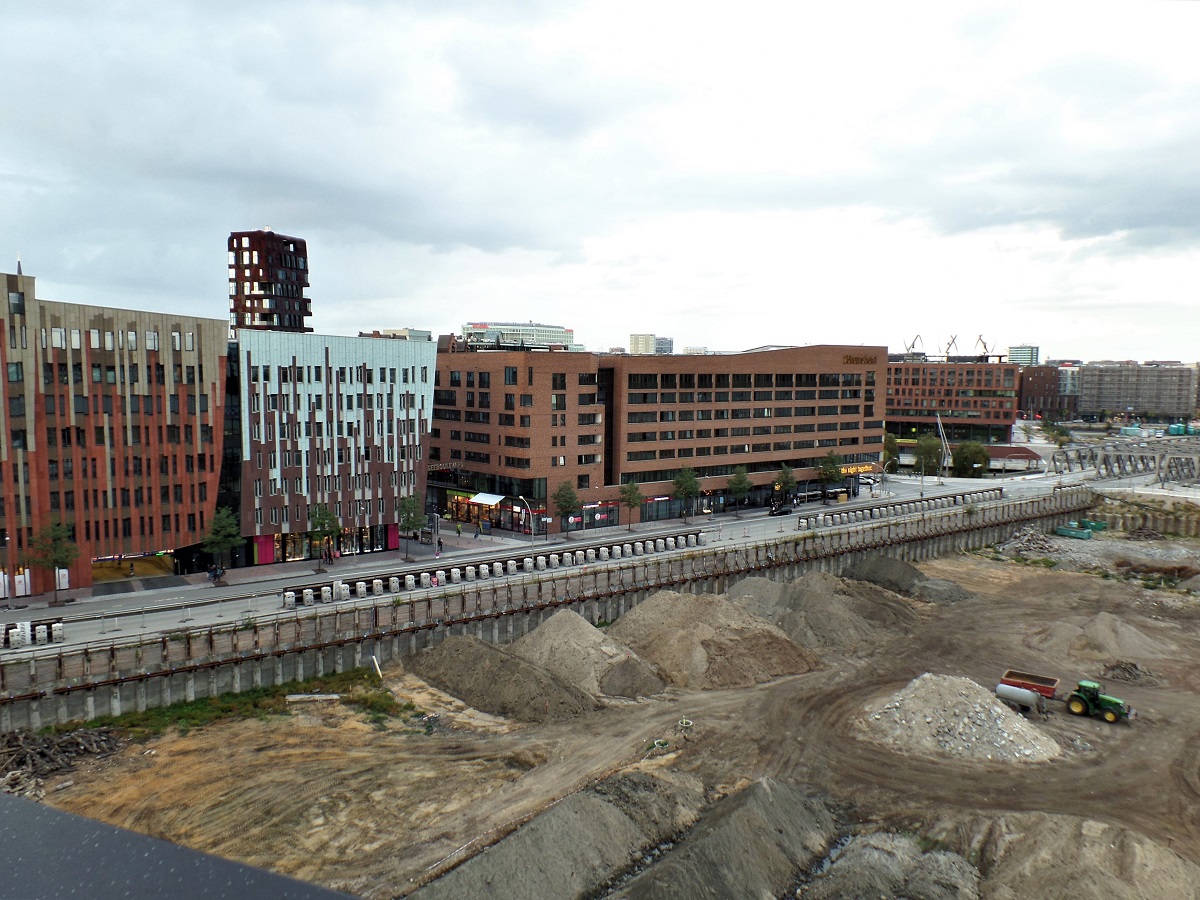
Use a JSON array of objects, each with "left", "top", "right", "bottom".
[{"left": 768, "top": 504, "right": 794, "bottom": 516}]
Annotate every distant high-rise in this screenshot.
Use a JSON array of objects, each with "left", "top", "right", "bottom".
[
  {"left": 630, "top": 333, "right": 674, "bottom": 355},
  {"left": 1008, "top": 345, "right": 1039, "bottom": 367},
  {"left": 629, "top": 334, "right": 655, "bottom": 355},
  {"left": 228, "top": 230, "right": 312, "bottom": 334}
]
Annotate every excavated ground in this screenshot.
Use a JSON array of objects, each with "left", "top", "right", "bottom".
[{"left": 38, "top": 526, "right": 1200, "bottom": 899}]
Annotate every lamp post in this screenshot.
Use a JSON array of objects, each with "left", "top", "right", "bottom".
[{"left": 517, "top": 495, "right": 535, "bottom": 546}]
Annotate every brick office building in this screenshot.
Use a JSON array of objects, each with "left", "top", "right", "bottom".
[
  {"left": 428, "top": 341, "right": 887, "bottom": 536},
  {"left": 1, "top": 268, "right": 227, "bottom": 594},
  {"left": 885, "top": 355, "right": 1019, "bottom": 444}
]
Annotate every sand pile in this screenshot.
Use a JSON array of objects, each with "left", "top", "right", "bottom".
[
  {"left": 863, "top": 674, "right": 1061, "bottom": 763},
  {"left": 729, "top": 573, "right": 918, "bottom": 654},
  {"left": 508, "top": 609, "right": 664, "bottom": 699},
  {"left": 1029, "top": 611, "right": 1167, "bottom": 662},
  {"left": 608, "top": 591, "right": 818, "bottom": 689},
  {"left": 406, "top": 635, "right": 599, "bottom": 723}
]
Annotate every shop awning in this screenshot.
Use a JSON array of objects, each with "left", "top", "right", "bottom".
[{"left": 468, "top": 492, "right": 506, "bottom": 506}]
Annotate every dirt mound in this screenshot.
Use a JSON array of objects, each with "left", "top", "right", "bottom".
[
  {"left": 612, "top": 779, "right": 835, "bottom": 899},
  {"left": 862, "top": 674, "right": 1061, "bottom": 763},
  {"left": 729, "top": 572, "right": 918, "bottom": 654},
  {"left": 1099, "top": 660, "right": 1160, "bottom": 685},
  {"left": 508, "top": 609, "right": 664, "bottom": 699},
  {"left": 406, "top": 635, "right": 599, "bottom": 723},
  {"left": 1029, "top": 611, "right": 1168, "bottom": 662},
  {"left": 928, "top": 812, "right": 1200, "bottom": 900},
  {"left": 844, "top": 554, "right": 926, "bottom": 593},
  {"left": 608, "top": 591, "right": 818, "bottom": 689},
  {"left": 802, "top": 832, "right": 980, "bottom": 899},
  {"left": 412, "top": 766, "right": 705, "bottom": 900}
]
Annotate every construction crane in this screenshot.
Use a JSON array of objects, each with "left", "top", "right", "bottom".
[
  {"left": 976, "top": 335, "right": 995, "bottom": 357},
  {"left": 904, "top": 335, "right": 923, "bottom": 356}
]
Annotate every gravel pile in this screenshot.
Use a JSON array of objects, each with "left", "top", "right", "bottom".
[
  {"left": 862, "top": 674, "right": 1061, "bottom": 763},
  {"left": 730, "top": 573, "right": 918, "bottom": 654},
  {"left": 801, "top": 832, "right": 980, "bottom": 899},
  {"left": 608, "top": 590, "right": 819, "bottom": 689},
  {"left": 843, "top": 555, "right": 973, "bottom": 605},
  {"left": 508, "top": 609, "right": 664, "bottom": 699},
  {"left": 407, "top": 635, "right": 600, "bottom": 723},
  {"left": 1002, "top": 526, "right": 1057, "bottom": 555}
]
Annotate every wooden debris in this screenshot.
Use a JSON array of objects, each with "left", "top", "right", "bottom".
[{"left": 1, "top": 727, "right": 122, "bottom": 801}]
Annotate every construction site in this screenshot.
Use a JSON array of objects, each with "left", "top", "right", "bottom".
[{"left": 9, "top": 490, "right": 1200, "bottom": 898}]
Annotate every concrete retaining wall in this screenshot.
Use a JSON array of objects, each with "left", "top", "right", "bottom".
[{"left": 0, "top": 488, "right": 1093, "bottom": 731}]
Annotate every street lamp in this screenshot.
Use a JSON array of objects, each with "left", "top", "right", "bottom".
[{"left": 517, "top": 495, "right": 535, "bottom": 546}]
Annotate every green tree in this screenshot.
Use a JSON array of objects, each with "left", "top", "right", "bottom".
[
  {"left": 951, "top": 440, "right": 991, "bottom": 477},
  {"left": 774, "top": 464, "right": 796, "bottom": 505},
  {"left": 726, "top": 465, "right": 754, "bottom": 517},
  {"left": 816, "top": 452, "right": 844, "bottom": 503},
  {"left": 309, "top": 503, "right": 341, "bottom": 568},
  {"left": 201, "top": 507, "right": 242, "bottom": 569},
  {"left": 551, "top": 482, "right": 580, "bottom": 535},
  {"left": 396, "top": 495, "right": 425, "bottom": 560},
  {"left": 672, "top": 465, "right": 701, "bottom": 522},
  {"left": 883, "top": 433, "right": 899, "bottom": 470},
  {"left": 913, "top": 434, "right": 943, "bottom": 477},
  {"left": 26, "top": 523, "right": 80, "bottom": 605},
  {"left": 618, "top": 480, "right": 644, "bottom": 531}
]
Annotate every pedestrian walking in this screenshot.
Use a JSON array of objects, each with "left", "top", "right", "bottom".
[
  {"left": 456, "top": 523, "right": 462, "bottom": 538},
  {"left": 474, "top": 523, "right": 481, "bottom": 539},
  {"left": 437, "top": 537, "right": 444, "bottom": 555}
]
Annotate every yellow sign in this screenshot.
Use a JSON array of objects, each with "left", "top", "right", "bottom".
[
  {"left": 840, "top": 463, "right": 877, "bottom": 475},
  {"left": 842, "top": 354, "right": 878, "bottom": 365}
]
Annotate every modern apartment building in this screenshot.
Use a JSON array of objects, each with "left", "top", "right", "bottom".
[
  {"left": 227, "top": 230, "right": 312, "bottom": 334},
  {"left": 885, "top": 355, "right": 1019, "bottom": 443},
  {"left": 236, "top": 331, "right": 436, "bottom": 564},
  {"left": 427, "top": 342, "right": 886, "bottom": 534},
  {"left": 1077, "top": 361, "right": 1197, "bottom": 421},
  {"left": 1, "top": 269, "right": 227, "bottom": 594}
]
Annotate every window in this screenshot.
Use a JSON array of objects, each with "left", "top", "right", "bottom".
[
  {"left": 146, "top": 331, "right": 159, "bottom": 351},
  {"left": 504, "top": 366, "right": 518, "bottom": 385},
  {"left": 7, "top": 291, "right": 25, "bottom": 315},
  {"left": 6, "top": 363, "right": 22, "bottom": 383}
]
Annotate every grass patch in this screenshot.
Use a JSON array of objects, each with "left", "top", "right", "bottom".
[{"left": 47, "top": 668, "right": 398, "bottom": 740}]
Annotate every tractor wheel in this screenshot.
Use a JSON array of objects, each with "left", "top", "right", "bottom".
[
  {"left": 1067, "top": 697, "right": 1088, "bottom": 716},
  {"left": 1102, "top": 709, "right": 1120, "bottom": 724}
]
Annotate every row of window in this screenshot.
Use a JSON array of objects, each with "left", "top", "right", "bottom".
[
  {"left": 252, "top": 495, "right": 412, "bottom": 528},
  {"left": 33, "top": 423, "right": 213, "bottom": 450},
  {"left": 628, "top": 372, "right": 870, "bottom": 389},
  {"left": 29, "top": 326, "right": 194, "bottom": 353},
  {"left": 252, "top": 469, "right": 412, "bottom": 497},
  {"left": 81, "top": 512, "right": 202, "bottom": 541},
  {"left": 6, "top": 360, "right": 204, "bottom": 387},
  {"left": 37, "top": 480, "right": 209, "bottom": 513},
  {"left": 627, "top": 405, "right": 868, "bottom": 423},
  {"left": 24, "top": 391, "right": 209, "bottom": 417},
  {"left": 626, "top": 438, "right": 866, "bottom": 461},
  {"left": 247, "top": 416, "right": 414, "bottom": 442},
  {"left": 250, "top": 389, "right": 411, "bottom": 413},
  {"left": 248, "top": 364, "right": 426, "bottom": 386}
]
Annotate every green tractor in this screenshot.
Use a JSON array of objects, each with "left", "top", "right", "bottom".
[{"left": 1066, "top": 680, "right": 1133, "bottom": 724}]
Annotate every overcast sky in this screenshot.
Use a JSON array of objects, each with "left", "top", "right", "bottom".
[{"left": 3, "top": 1, "right": 1198, "bottom": 362}]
